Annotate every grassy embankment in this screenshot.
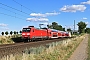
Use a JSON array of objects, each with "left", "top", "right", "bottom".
[
  {"left": 1, "top": 34, "right": 86, "bottom": 60},
  {"left": 87, "top": 34, "right": 90, "bottom": 60},
  {"left": 0, "top": 34, "right": 21, "bottom": 44}
]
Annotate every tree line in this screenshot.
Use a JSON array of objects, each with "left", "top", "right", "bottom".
[
  {"left": 1, "top": 21, "right": 90, "bottom": 35},
  {"left": 47, "top": 22, "right": 72, "bottom": 32},
  {"left": 47, "top": 21, "right": 90, "bottom": 34},
  {"left": 47, "top": 22, "right": 66, "bottom": 31},
  {"left": 1, "top": 31, "right": 22, "bottom": 35}
]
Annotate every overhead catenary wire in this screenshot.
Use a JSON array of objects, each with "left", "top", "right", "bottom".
[
  {"left": 12, "top": 0, "right": 35, "bottom": 13},
  {"left": 0, "top": 12, "right": 25, "bottom": 20},
  {"left": 0, "top": 1, "right": 37, "bottom": 20},
  {"left": 0, "top": 2, "right": 30, "bottom": 20},
  {"left": 12, "top": 0, "right": 39, "bottom": 21},
  {"left": 0, "top": 6, "right": 28, "bottom": 17},
  {"left": 0, "top": 2, "right": 30, "bottom": 15}
]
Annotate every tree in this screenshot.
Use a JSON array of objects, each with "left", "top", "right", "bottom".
[
  {"left": 20, "top": 30, "right": 22, "bottom": 34},
  {"left": 5, "top": 31, "right": 8, "bottom": 35},
  {"left": 16, "top": 32, "right": 18, "bottom": 34},
  {"left": 77, "top": 21, "right": 87, "bottom": 34},
  {"left": 14, "top": 31, "right": 16, "bottom": 35},
  {"left": 47, "top": 22, "right": 63, "bottom": 31},
  {"left": 52, "top": 22, "right": 58, "bottom": 29},
  {"left": 55, "top": 25, "right": 63, "bottom": 30},
  {"left": 62, "top": 28, "right": 65, "bottom": 31},
  {"left": 67, "top": 28, "right": 71, "bottom": 32},
  {"left": 85, "top": 28, "right": 90, "bottom": 33},
  {"left": 48, "top": 22, "right": 63, "bottom": 30},
  {"left": 1, "top": 32, "right": 4, "bottom": 35},
  {"left": 10, "top": 31, "right": 13, "bottom": 35}
]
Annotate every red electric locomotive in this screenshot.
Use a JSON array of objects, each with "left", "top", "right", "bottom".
[{"left": 22, "top": 26, "right": 47, "bottom": 41}]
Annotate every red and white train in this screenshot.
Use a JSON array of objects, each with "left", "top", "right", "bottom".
[{"left": 22, "top": 26, "right": 71, "bottom": 41}]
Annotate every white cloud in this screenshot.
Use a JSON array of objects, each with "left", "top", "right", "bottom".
[
  {"left": 82, "top": 17, "right": 87, "bottom": 20},
  {"left": 45, "top": 12, "right": 60, "bottom": 16},
  {"left": 22, "top": 26, "right": 28, "bottom": 28},
  {"left": 38, "top": 18, "right": 49, "bottom": 21},
  {"left": 0, "top": 23, "right": 9, "bottom": 30},
  {"left": 60, "top": 5, "right": 86, "bottom": 12},
  {"left": 0, "top": 23, "right": 8, "bottom": 27},
  {"left": 81, "top": 0, "right": 90, "bottom": 5},
  {"left": 30, "top": 13, "right": 45, "bottom": 17},
  {"left": 30, "top": 12, "right": 60, "bottom": 17},
  {"left": 0, "top": 27, "right": 9, "bottom": 30},
  {"left": 26, "top": 17, "right": 49, "bottom": 22},
  {"left": 28, "top": 12, "right": 60, "bottom": 22},
  {"left": 85, "top": 22, "right": 89, "bottom": 25},
  {"left": 40, "top": 22, "right": 52, "bottom": 25},
  {"left": 86, "top": 22, "right": 90, "bottom": 27}
]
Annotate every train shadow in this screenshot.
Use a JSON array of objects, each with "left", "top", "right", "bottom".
[{"left": 11, "top": 37, "right": 23, "bottom": 43}]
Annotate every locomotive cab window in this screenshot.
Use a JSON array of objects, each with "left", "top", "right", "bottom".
[
  {"left": 32, "top": 29, "right": 34, "bottom": 32},
  {"left": 22, "top": 28, "right": 31, "bottom": 32}
]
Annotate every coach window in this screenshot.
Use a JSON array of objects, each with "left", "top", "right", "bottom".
[{"left": 50, "top": 32, "right": 51, "bottom": 34}]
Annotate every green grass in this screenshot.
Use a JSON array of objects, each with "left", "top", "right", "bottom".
[
  {"left": 0, "top": 34, "right": 22, "bottom": 44},
  {"left": 0, "top": 34, "right": 86, "bottom": 60},
  {"left": 22, "top": 35, "right": 84, "bottom": 60},
  {"left": 87, "top": 34, "right": 90, "bottom": 60}
]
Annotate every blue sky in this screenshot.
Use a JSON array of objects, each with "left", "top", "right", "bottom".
[{"left": 0, "top": 0, "right": 90, "bottom": 33}]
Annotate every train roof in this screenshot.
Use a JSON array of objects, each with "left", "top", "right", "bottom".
[
  {"left": 48, "top": 29, "right": 59, "bottom": 32},
  {"left": 41, "top": 28, "right": 48, "bottom": 29},
  {"left": 22, "top": 26, "right": 69, "bottom": 33}
]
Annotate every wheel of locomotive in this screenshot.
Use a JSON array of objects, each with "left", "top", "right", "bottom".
[
  {"left": 41, "top": 37, "right": 44, "bottom": 41},
  {"left": 27, "top": 39, "right": 30, "bottom": 42},
  {"left": 22, "top": 39, "right": 27, "bottom": 42},
  {"left": 46, "top": 36, "right": 50, "bottom": 40}
]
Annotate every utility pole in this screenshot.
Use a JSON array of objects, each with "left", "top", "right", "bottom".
[
  {"left": 74, "top": 20, "right": 75, "bottom": 34},
  {"left": 65, "top": 25, "right": 67, "bottom": 31}
]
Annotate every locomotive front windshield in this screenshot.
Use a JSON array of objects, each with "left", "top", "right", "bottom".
[{"left": 22, "top": 28, "right": 31, "bottom": 32}]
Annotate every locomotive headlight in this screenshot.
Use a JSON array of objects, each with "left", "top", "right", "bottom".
[
  {"left": 22, "top": 33, "right": 25, "bottom": 35},
  {"left": 27, "top": 33, "right": 30, "bottom": 35}
]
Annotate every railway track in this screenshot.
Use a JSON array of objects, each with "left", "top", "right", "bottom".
[{"left": 0, "top": 37, "right": 72, "bottom": 58}]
